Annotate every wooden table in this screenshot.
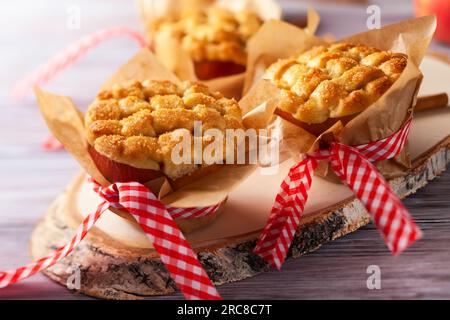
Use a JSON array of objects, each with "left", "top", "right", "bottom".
[{"left": 1, "top": 0, "right": 449, "bottom": 299}]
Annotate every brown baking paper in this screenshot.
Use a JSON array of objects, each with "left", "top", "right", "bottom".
[
  {"left": 243, "top": 8, "right": 322, "bottom": 94},
  {"left": 35, "top": 48, "right": 276, "bottom": 209},
  {"left": 242, "top": 15, "right": 437, "bottom": 179},
  {"left": 138, "top": 0, "right": 283, "bottom": 100}
]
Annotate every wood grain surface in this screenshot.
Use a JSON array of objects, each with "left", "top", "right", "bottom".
[{"left": 0, "top": 0, "right": 449, "bottom": 300}]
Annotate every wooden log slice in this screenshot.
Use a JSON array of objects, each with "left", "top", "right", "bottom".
[{"left": 29, "top": 138, "right": 450, "bottom": 300}]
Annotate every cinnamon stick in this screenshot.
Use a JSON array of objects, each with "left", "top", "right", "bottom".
[{"left": 415, "top": 93, "right": 449, "bottom": 112}]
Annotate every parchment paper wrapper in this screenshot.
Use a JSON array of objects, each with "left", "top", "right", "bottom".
[
  {"left": 242, "top": 15, "right": 437, "bottom": 179},
  {"left": 138, "top": 0, "right": 282, "bottom": 100},
  {"left": 35, "top": 48, "right": 276, "bottom": 210}
]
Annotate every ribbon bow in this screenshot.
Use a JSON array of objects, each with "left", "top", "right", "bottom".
[
  {"left": 254, "top": 119, "right": 422, "bottom": 269},
  {"left": 0, "top": 179, "right": 222, "bottom": 300}
]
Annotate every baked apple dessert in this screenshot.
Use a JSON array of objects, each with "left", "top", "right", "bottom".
[
  {"left": 264, "top": 43, "right": 407, "bottom": 135},
  {"left": 85, "top": 80, "right": 244, "bottom": 188},
  {"left": 151, "top": 6, "right": 263, "bottom": 80}
]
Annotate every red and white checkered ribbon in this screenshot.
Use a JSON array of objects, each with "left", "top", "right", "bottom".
[
  {"left": 0, "top": 179, "right": 222, "bottom": 300},
  {"left": 254, "top": 119, "right": 422, "bottom": 269},
  {"left": 11, "top": 27, "right": 148, "bottom": 101},
  {"left": 11, "top": 27, "right": 148, "bottom": 151}
]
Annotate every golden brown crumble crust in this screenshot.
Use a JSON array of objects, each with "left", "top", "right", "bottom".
[
  {"left": 85, "top": 80, "right": 243, "bottom": 179},
  {"left": 151, "top": 7, "right": 263, "bottom": 65},
  {"left": 265, "top": 43, "right": 408, "bottom": 124}
]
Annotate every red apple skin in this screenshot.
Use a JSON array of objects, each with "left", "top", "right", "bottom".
[
  {"left": 87, "top": 144, "right": 163, "bottom": 184},
  {"left": 194, "top": 61, "right": 246, "bottom": 80},
  {"left": 415, "top": 0, "right": 450, "bottom": 44}
]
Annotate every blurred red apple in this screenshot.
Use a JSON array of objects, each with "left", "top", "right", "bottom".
[{"left": 415, "top": 0, "right": 450, "bottom": 44}]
